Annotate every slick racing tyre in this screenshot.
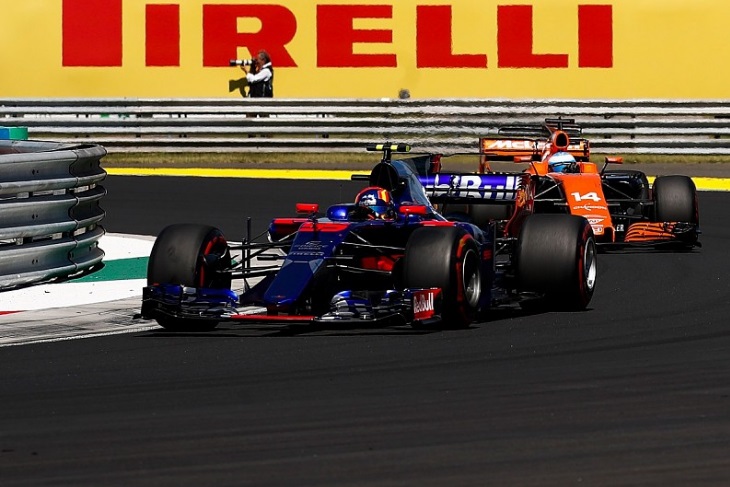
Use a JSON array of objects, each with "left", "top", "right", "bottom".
[
  {"left": 468, "top": 203, "right": 513, "bottom": 227},
  {"left": 147, "top": 224, "right": 231, "bottom": 332},
  {"left": 603, "top": 170, "right": 650, "bottom": 199},
  {"left": 653, "top": 175, "right": 698, "bottom": 224},
  {"left": 440, "top": 204, "right": 512, "bottom": 227},
  {"left": 515, "top": 214, "right": 597, "bottom": 311},
  {"left": 402, "top": 226, "right": 482, "bottom": 328},
  {"left": 439, "top": 203, "right": 471, "bottom": 223},
  {"left": 602, "top": 170, "right": 650, "bottom": 216}
]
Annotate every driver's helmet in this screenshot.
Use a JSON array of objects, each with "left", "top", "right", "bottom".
[
  {"left": 547, "top": 152, "right": 578, "bottom": 173},
  {"left": 354, "top": 186, "right": 395, "bottom": 220}
]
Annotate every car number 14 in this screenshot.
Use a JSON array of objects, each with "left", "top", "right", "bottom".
[{"left": 571, "top": 191, "right": 602, "bottom": 202}]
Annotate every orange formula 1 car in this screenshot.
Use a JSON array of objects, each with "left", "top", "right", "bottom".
[{"left": 426, "top": 118, "right": 700, "bottom": 249}]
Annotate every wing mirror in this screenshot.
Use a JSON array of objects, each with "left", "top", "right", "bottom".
[{"left": 600, "top": 156, "right": 624, "bottom": 175}]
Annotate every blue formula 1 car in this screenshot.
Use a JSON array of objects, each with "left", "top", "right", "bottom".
[{"left": 141, "top": 144, "right": 598, "bottom": 332}]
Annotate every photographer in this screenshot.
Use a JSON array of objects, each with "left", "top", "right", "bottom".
[{"left": 239, "top": 50, "right": 274, "bottom": 98}]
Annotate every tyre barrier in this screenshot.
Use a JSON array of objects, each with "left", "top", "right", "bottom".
[{"left": 0, "top": 139, "right": 106, "bottom": 289}]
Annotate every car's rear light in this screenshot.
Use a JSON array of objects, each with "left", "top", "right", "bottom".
[
  {"left": 296, "top": 203, "right": 319, "bottom": 214},
  {"left": 429, "top": 154, "right": 442, "bottom": 173},
  {"left": 399, "top": 205, "right": 428, "bottom": 215}
]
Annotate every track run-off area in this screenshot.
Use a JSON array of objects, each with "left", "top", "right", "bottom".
[{"left": 1, "top": 168, "right": 730, "bottom": 486}]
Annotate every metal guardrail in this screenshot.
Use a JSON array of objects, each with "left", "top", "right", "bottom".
[
  {"left": 0, "top": 140, "right": 106, "bottom": 289},
  {"left": 1, "top": 98, "right": 730, "bottom": 154}
]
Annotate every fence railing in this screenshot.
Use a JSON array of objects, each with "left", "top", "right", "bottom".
[
  {"left": 0, "top": 140, "right": 106, "bottom": 289},
  {"left": 1, "top": 98, "right": 730, "bottom": 154}
]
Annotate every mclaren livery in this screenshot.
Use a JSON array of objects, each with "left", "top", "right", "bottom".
[
  {"left": 431, "top": 118, "right": 700, "bottom": 249},
  {"left": 142, "top": 144, "right": 597, "bottom": 332}
]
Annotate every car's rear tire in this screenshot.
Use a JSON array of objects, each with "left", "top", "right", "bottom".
[
  {"left": 603, "top": 170, "right": 650, "bottom": 216},
  {"left": 469, "top": 204, "right": 513, "bottom": 227},
  {"left": 603, "top": 170, "right": 650, "bottom": 199},
  {"left": 515, "top": 214, "right": 597, "bottom": 310},
  {"left": 402, "top": 226, "right": 482, "bottom": 328},
  {"left": 653, "top": 175, "right": 698, "bottom": 224},
  {"left": 440, "top": 204, "right": 512, "bottom": 227},
  {"left": 147, "top": 224, "right": 231, "bottom": 331}
]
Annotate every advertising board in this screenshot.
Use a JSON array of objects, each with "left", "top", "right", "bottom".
[{"left": 0, "top": 1, "right": 727, "bottom": 98}]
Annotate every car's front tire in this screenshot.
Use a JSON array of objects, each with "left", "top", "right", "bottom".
[
  {"left": 402, "top": 226, "right": 482, "bottom": 328},
  {"left": 653, "top": 175, "right": 698, "bottom": 224},
  {"left": 147, "top": 224, "right": 231, "bottom": 331}
]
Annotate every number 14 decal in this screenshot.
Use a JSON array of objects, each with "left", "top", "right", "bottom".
[{"left": 571, "top": 191, "right": 602, "bottom": 202}]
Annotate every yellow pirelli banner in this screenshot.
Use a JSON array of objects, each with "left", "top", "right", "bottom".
[{"left": 0, "top": 0, "right": 727, "bottom": 98}]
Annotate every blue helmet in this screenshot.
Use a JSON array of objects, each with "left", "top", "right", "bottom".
[
  {"left": 355, "top": 186, "right": 395, "bottom": 219},
  {"left": 548, "top": 152, "right": 577, "bottom": 173}
]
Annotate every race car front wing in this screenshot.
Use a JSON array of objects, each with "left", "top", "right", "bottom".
[{"left": 141, "top": 285, "right": 444, "bottom": 327}]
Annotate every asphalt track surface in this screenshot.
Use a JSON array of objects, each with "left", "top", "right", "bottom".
[{"left": 2, "top": 175, "right": 730, "bottom": 486}]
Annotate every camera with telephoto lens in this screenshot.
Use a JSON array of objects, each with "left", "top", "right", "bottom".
[{"left": 229, "top": 59, "right": 254, "bottom": 66}]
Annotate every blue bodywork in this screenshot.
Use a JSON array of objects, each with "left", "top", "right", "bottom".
[
  {"left": 420, "top": 173, "right": 521, "bottom": 203},
  {"left": 142, "top": 157, "right": 497, "bottom": 327},
  {"left": 258, "top": 158, "right": 492, "bottom": 316}
]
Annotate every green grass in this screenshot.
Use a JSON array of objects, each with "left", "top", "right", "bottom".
[
  {"left": 102, "top": 151, "right": 730, "bottom": 168},
  {"left": 609, "top": 154, "right": 730, "bottom": 164},
  {"left": 102, "top": 151, "right": 382, "bottom": 168}
]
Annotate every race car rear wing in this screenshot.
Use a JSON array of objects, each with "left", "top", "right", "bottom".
[
  {"left": 480, "top": 117, "right": 591, "bottom": 163},
  {"left": 496, "top": 118, "right": 584, "bottom": 139},
  {"left": 420, "top": 173, "right": 522, "bottom": 203},
  {"left": 479, "top": 136, "right": 591, "bottom": 162}
]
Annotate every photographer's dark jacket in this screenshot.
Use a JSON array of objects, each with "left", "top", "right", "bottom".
[{"left": 246, "top": 62, "right": 274, "bottom": 98}]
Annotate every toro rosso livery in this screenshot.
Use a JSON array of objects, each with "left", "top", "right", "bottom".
[
  {"left": 431, "top": 118, "right": 700, "bottom": 249},
  {"left": 142, "top": 144, "right": 597, "bottom": 332}
]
